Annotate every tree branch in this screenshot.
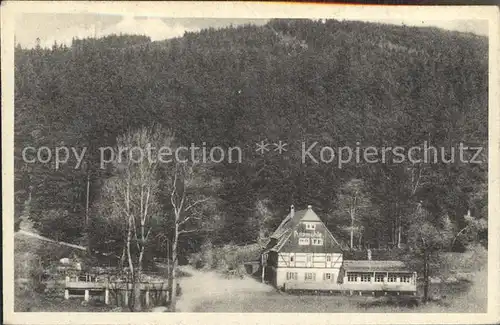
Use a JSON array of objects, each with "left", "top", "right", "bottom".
[
  {"left": 178, "top": 214, "right": 202, "bottom": 226},
  {"left": 178, "top": 228, "right": 202, "bottom": 235},
  {"left": 412, "top": 166, "right": 423, "bottom": 196},
  {"left": 170, "top": 169, "right": 178, "bottom": 210},
  {"left": 144, "top": 227, "right": 153, "bottom": 243},
  {"left": 451, "top": 225, "right": 470, "bottom": 249},
  {"left": 184, "top": 198, "right": 209, "bottom": 213},
  {"left": 131, "top": 216, "right": 141, "bottom": 251}
]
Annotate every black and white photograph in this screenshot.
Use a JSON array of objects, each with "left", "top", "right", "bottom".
[{"left": 2, "top": 2, "right": 499, "bottom": 324}]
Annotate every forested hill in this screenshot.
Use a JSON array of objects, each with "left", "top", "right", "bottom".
[{"left": 14, "top": 19, "right": 488, "bottom": 258}]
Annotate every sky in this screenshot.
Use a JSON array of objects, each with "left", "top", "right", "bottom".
[{"left": 15, "top": 13, "right": 488, "bottom": 49}]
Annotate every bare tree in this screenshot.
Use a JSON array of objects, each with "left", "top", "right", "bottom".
[
  {"left": 166, "top": 156, "right": 217, "bottom": 311},
  {"left": 398, "top": 163, "right": 428, "bottom": 248},
  {"left": 338, "top": 179, "right": 371, "bottom": 249},
  {"left": 99, "top": 127, "right": 172, "bottom": 311}
]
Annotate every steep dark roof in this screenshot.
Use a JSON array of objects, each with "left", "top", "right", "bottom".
[
  {"left": 271, "top": 209, "right": 305, "bottom": 239},
  {"left": 342, "top": 260, "right": 412, "bottom": 272},
  {"left": 265, "top": 207, "right": 341, "bottom": 253},
  {"left": 270, "top": 208, "right": 322, "bottom": 239}
]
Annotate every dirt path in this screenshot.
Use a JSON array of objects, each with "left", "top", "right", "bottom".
[{"left": 175, "top": 266, "right": 274, "bottom": 312}]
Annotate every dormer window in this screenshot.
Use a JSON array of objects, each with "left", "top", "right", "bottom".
[{"left": 304, "top": 223, "right": 316, "bottom": 230}]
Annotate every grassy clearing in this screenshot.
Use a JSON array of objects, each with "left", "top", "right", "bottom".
[
  {"left": 187, "top": 246, "right": 487, "bottom": 313},
  {"left": 193, "top": 279, "right": 481, "bottom": 313}
]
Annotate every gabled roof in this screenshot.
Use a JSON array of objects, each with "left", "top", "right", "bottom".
[
  {"left": 266, "top": 206, "right": 342, "bottom": 254},
  {"left": 270, "top": 207, "right": 321, "bottom": 239}
]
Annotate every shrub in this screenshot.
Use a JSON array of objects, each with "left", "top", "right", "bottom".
[
  {"left": 188, "top": 242, "right": 261, "bottom": 276},
  {"left": 188, "top": 240, "right": 213, "bottom": 270},
  {"left": 30, "top": 269, "right": 47, "bottom": 293}
]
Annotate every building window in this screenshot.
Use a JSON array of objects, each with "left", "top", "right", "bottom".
[
  {"left": 388, "top": 274, "right": 397, "bottom": 282},
  {"left": 326, "top": 255, "right": 331, "bottom": 262},
  {"left": 323, "top": 273, "right": 334, "bottom": 281},
  {"left": 347, "top": 273, "right": 357, "bottom": 282},
  {"left": 290, "top": 254, "right": 294, "bottom": 262},
  {"left": 305, "top": 223, "right": 316, "bottom": 230},
  {"left": 360, "top": 273, "right": 371, "bottom": 282},
  {"left": 298, "top": 238, "right": 310, "bottom": 245},
  {"left": 287, "top": 272, "right": 298, "bottom": 281},
  {"left": 311, "top": 238, "right": 324, "bottom": 246},
  {"left": 374, "top": 273, "right": 385, "bottom": 282},
  {"left": 400, "top": 274, "right": 411, "bottom": 283},
  {"left": 305, "top": 272, "right": 316, "bottom": 281}
]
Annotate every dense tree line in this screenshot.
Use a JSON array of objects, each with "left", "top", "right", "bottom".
[{"left": 14, "top": 19, "right": 488, "bottom": 265}]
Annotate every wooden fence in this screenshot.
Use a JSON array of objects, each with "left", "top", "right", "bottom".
[{"left": 64, "top": 274, "right": 171, "bottom": 308}]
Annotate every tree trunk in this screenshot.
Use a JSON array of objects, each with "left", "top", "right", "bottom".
[
  {"left": 397, "top": 222, "right": 401, "bottom": 249},
  {"left": 85, "top": 172, "right": 91, "bottom": 251},
  {"left": 167, "top": 239, "right": 171, "bottom": 280},
  {"left": 133, "top": 249, "right": 144, "bottom": 312},
  {"left": 169, "top": 225, "right": 179, "bottom": 311},
  {"left": 350, "top": 211, "right": 354, "bottom": 249},
  {"left": 133, "top": 268, "right": 142, "bottom": 311},
  {"left": 393, "top": 220, "right": 397, "bottom": 247},
  {"left": 119, "top": 244, "right": 126, "bottom": 271},
  {"left": 126, "top": 219, "right": 135, "bottom": 311},
  {"left": 423, "top": 251, "right": 429, "bottom": 302},
  {"left": 396, "top": 202, "right": 401, "bottom": 249}
]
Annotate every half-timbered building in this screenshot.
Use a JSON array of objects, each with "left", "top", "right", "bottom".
[
  {"left": 261, "top": 205, "right": 417, "bottom": 295},
  {"left": 261, "top": 205, "right": 343, "bottom": 289}
]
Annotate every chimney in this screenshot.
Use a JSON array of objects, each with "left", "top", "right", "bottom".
[
  {"left": 307, "top": 205, "right": 312, "bottom": 210},
  {"left": 290, "top": 205, "right": 295, "bottom": 218},
  {"left": 367, "top": 249, "right": 372, "bottom": 261}
]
